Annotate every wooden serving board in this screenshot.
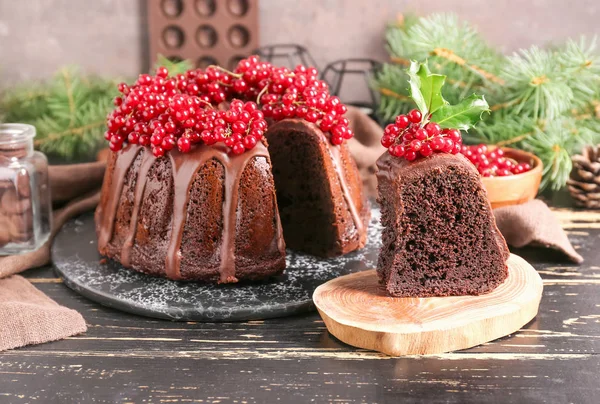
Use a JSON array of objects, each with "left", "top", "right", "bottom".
[{"left": 313, "top": 254, "right": 543, "bottom": 356}]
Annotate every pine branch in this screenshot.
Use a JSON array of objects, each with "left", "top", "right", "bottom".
[
  {"left": 557, "top": 37, "right": 600, "bottom": 109},
  {"left": 374, "top": 12, "right": 600, "bottom": 190},
  {"left": 500, "top": 47, "right": 574, "bottom": 121},
  {"left": 1, "top": 58, "right": 192, "bottom": 161}
]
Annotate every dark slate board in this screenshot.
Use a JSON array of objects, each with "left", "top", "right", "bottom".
[{"left": 52, "top": 207, "right": 382, "bottom": 322}]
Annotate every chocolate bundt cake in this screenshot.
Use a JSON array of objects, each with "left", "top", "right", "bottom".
[
  {"left": 95, "top": 142, "right": 286, "bottom": 283},
  {"left": 376, "top": 152, "right": 510, "bottom": 297},
  {"left": 96, "top": 56, "right": 370, "bottom": 283},
  {"left": 266, "top": 120, "right": 370, "bottom": 257}
]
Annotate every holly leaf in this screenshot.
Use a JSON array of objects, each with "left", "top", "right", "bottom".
[
  {"left": 430, "top": 94, "right": 490, "bottom": 131},
  {"left": 407, "top": 61, "right": 447, "bottom": 116}
]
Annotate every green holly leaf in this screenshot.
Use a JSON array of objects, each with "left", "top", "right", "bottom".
[
  {"left": 430, "top": 94, "right": 490, "bottom": 131},
  {"left": 407, "top": 61, "right": 447, "bottom": 116}
]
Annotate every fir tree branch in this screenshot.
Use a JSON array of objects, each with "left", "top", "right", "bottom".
[
  {"left": 34, "top": 120, "right": 106, "bottom": 146},
  {"left": 431, "top": 47, "right": 505, "bottom": 85},
  {"left": 490, "top": 98, "right": 521, "bottom": 111},
  {"left": 390, "top": 56, "right": 410, "bottom": 66},
  {"left": 378, "top": 88, "right": 411, "bottom": 101},
  {"left": 2, "top": 58, "right": 192, "bottom": 161},
  {"left": 496, "top": 131, "right": 534, "bottom": 147},
  {"left": 375, "top": 12, "right": 600, "bottom": 190},
  {"left": 61, "top": 68, "right": 77, "bottom": 128}
]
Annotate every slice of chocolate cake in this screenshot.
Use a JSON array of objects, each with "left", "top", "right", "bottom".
[
  {"left": 376, "top": 152, "right": 510, "bottom": 297},
  {"left": 265, "top": 119, "right": 370, "bottom": 257}
]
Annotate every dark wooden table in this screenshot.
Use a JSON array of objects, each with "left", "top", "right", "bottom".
[{"left": 1, "top": 206, "right": 599, "bottom": 403}]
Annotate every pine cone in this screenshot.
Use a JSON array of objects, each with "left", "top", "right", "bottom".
[{"left": 567, "top": 145, "right": 600, "bottom": 208}]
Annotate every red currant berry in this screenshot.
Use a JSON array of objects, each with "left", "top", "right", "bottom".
[
  {"left": 330, "top": 136, "right": 344, "bottom": 145},
  {"left": 177, "top": 137, "right": 191, "bottom": 153},
  {"left": 452, "top": 142, "right": 461, "bottom": 154},
  {"left": 475, "top": 144, "right": 488, "bottom": 155},
  {"left": 250, "top": 110, "right": 264, "bottom": 121},
  {"left": 152, "top": 146, "right": 165, "bottom": 157},
  {"left": 389, "top": 144, "right": 405, "bottom": 157},
  {"left": 405, "top": 150, "right": 417, "bottom": 161},
  {"left": 232, "top": 142, "right": 246, "bottom": 155},
  {"left": 443, "top": 138, "right": 455, "bottom": 153},
  {"left": 425, "top": 122, "right": 441, "bottom": 137},
  {"left": 243, "top": 135, "right": 258, "bottom": 149},
  {"left": 109, "top": 142, "right": 121, "bottom": 152},
  {"left": 385, "top": 124, "right": 401, "bottom": 136},
  {"left": 408, "top": 109, "right": 422, "bottom": 124},
  {"left": 250, "top": 129, "right": 264, "bottom": 139},
  {"left": 332, "top": 125, "right": 348, "bottom": 139},
  {"left": 335, "top": 104, "right": 348, "bottom": 115},
  {"left": 420, "top": 142, "right": 433, "bottom": 157},
  {"left": 431, "top": 136, "right": 445, "bottom": 151},
  {"left": 410, "top": 139, "right": 423, "bottom": 152},
  {"left": 150, "top": 134, "right": 163, "bottom": 146},
  {"left": 381, "top": 135, "right": 395, "bottom": 148},
  {"left": 415, "top": 128, "right": 428, "bottom": 141},
  {"left": 161, "top": 136, "right": 176, "bottom": 151},
  {"left": 128, "top": 132, "right": 140, "bottom": 144},
  {"left": 305, "top": 110, "right": 319, "bottom": 123},
  {"left": 496, "top": 157, "right": 509, "bottom": 169},
  {"left": 232, "top": 121, "right": 247, "bottom": 134},
  {"left": 164, "top": 121, "right": 176, "bottom": 133},
  {"left": 296, "top": 105, "right": 308, "bottom": 118},
  {"left": 446, "top": 129, "right": 461, "bottom": 142},
  {"left": 156, "top": 66, "right": 168, "bottom": 78},
  {"left": 395, "top": 115, "right": 410, "bottom": 129},
  {"left": 233, "top": 79, "right": 248, "bottom": 93}
]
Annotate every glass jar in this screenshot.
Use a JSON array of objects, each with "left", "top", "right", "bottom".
[{"left": 0, "top": 124, "right": 52, "bottom": 255}]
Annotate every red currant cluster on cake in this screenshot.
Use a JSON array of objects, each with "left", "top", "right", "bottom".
[
  {"left": 460, "top": 144, "right": 532, "bottom": 177},
  {"left": 106, "top": 68, "right": 265, "bottom": 157},
  {"left": 105, "top": 56, "right": 353, "bottom": 157},
  {"left": 198, "top": 99, "right": 267, "bottom": 155},
  {"left": 381, "top": 109, "right": 462, "bottom": 161},
  {"left": 209, "top": 56, "right": 352, "bottom": 145}
]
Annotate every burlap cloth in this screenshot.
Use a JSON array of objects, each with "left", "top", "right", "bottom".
[
  {"left": 0, "top": 108, "right": 582, "bottom": 350},
  {"left": 0, "top": 161, "right": 104, "bottom": 351},
  {"left": 345, "top": 106, "right": 583, "bottom": 264}
]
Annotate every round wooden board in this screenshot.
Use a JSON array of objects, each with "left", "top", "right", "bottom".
[{"left": 313, "top": 254, "right": 543, "bottom": 356}]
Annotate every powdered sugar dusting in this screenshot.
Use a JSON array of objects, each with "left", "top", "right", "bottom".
[{"left": 53, "top": 207, "right": 382, "bottom": 321}]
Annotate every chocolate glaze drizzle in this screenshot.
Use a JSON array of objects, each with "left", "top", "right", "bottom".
[
  {"left": 97, "top": 145, "right": 141, "bottom": 251},
  {"left": 120, "top": 150, "right": 156, "bottom": 268},
  {"left": 324, "top": 138, "right": 365, "bottom": 239},
  {"left": 98, "top": 142, "right": 284, "bottom": 283}
]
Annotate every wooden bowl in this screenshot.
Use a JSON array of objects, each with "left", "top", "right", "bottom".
[{"left": 481, "top": 147, "right": 543, "bottom": 209}]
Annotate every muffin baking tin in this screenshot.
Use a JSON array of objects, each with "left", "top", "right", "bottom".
[{"left": 146, "top": 0, "right": 259, "bottom": 69}]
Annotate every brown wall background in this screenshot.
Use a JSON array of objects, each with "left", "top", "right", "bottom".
[{"left": 1, "top": 0, "right": 599, "bottom": 88}]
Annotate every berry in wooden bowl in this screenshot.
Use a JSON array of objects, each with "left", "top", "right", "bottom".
[{"left": 461, "top": 144, "right": 543, "bottom": 209}]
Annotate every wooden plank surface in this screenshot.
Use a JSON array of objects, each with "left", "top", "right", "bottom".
[{"left": 1, "top": 206, "right": 599, "bottom": 403}]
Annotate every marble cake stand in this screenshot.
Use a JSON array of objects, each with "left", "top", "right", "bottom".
[{"left": 52, "top": 208, "right": 383, "bottom": 322}]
